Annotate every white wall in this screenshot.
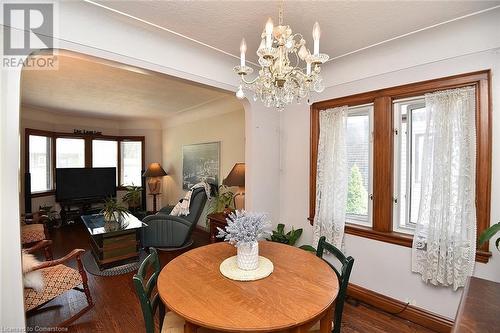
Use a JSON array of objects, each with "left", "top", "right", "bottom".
[
  {"left": 279, "top": 9, "right": 500, "bottom": 319},
  {"left": 161, "top": 108, "right": 245, "bottom": 225},
  {"left": 244, "top": 100, "right": 281, "bottom": 222},
  {"left": 0, "top": 61, "right": 26, "bottom": 330}
]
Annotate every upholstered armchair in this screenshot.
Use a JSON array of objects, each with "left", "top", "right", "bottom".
[
  {"left": 142, "top": 187, "right": 208, "bottom": 249},
  {"left": 21, "top": 223, "right": 52, "bottom": 260},
  {"left": 23, "top": 240, "right": 94, "bottom": 327}
]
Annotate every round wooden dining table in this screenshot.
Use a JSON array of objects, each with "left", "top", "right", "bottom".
[{"left": 158, "top": 241, "right": 339, "bottom": 333}]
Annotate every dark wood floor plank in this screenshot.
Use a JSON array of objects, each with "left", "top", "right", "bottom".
[{"left": 26, "top": 222, "right": 436, "bottom": 333}]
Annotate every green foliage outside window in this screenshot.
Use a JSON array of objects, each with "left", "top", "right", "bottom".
[{"left": 347, "top": 164, "right": 368, "bottom": 215}]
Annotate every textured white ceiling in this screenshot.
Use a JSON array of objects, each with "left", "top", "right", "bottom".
[
  {"left": 93, "top": 0, "right": 499, "bottom": 63},
  {"left": 21, "top": 52, "right": 239, "bottom": 120}
]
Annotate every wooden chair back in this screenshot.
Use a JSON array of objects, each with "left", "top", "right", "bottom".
[
  {"left": 316, "top": 236, "right": 355, "bottom": 333},
  {"left": 133, "top": 248, "right": 164, "bottom": 333}
]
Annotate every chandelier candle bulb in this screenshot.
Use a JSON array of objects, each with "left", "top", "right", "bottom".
[
  {"left": 240, "top": 38, "right": 247, "bottom": 67},
  {"left": 313, "top": 22, "right": 321, "bottom": 55},
  {"left": 258, "top": 39, "right": 265, "bottom": 52},
  {"left": 306, "top": 62, "right": 311, "bottom": 76},
  {"left": 265, "top": 18, "right": 274, "bottom": 48}
]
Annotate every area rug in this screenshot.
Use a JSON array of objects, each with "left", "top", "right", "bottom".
[{"left": 82, "top": 250, "right": 147, "bottom": 277}]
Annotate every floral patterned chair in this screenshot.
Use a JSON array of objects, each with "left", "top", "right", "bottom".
[{"left": 24, "top": 240, "right": 94, "bottom": 327}]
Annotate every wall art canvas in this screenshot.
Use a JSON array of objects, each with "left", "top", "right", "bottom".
[{"left": 182, "top": 141, "right": 220, "bottom": 190}]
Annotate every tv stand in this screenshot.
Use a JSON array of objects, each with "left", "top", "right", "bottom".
[{"left": 59, "top": 198, "right": 104, "bottom": 225}]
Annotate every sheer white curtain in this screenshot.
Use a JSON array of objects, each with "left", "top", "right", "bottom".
[
  {"left": 412, "top": 86, "right": 477, "bottom": 290},
  {"left": 313, "top": 106, "right": 348, "bottom": 249}
]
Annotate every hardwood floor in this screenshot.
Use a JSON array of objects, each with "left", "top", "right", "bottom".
[{"left": 26, "top": 222, "right": 436, "bottom": 333}]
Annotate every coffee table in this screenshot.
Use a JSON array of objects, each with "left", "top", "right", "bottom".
[{"left": 81, "top": 213, "right": 146, "bottom": 269}]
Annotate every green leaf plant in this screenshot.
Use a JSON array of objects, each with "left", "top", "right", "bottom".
[
  {"left": 266, "top": 223, "right": 316, "bottom": 252},
  {"left": 122, "top": 185, "right": 142, "bottom": 210},
  {"left": 479, "top": 222, "right": 500, "bottom": 251},
  {"left": 101, "top": 197, "right": 129, "bottom": 222},
  {"left": 207, "top": 185, "right": 235, "bottom": 215}
]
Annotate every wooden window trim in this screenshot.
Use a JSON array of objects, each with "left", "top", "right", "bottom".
[
  {"left": 118, "top": 139, "right": 146, "bottom": 189},
  {"left": 25, "top": 129, "right": 145, "bottom": 194},
  {"left": 309, "top": 70, "right": 492, "bottom": 263}
]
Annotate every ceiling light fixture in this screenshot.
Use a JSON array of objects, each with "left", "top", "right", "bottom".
[{"left": 234, "top": 2, "right": 329, "bottom": 111}]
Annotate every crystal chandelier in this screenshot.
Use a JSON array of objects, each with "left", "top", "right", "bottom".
[{"left": 233, "top": 3, "right": 329, "bottom": 111}]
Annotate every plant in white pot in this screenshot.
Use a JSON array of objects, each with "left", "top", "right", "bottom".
[{"left": 217, "top": 210, "right": 270, "bottom": 270}]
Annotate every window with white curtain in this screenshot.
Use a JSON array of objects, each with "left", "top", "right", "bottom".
[
  {"left": 345, "top": 104, "right": 373, "bottom": 226},
  {"left": 56, "top": 138, "right": 85, "bottom": 168},
  {"left": 29, "top": 135, "right": 52, "bottom": 193},
  {"left": 92, "top": 139, "right": 118, "bottom": 184},
  {"left": 393, "top": 98, "right": 426, "bottom": 234}
]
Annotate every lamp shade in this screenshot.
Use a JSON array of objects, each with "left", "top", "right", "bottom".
[
  {"left": 142, "top": 163, "right": 167, "bottom": 177},
  {"left": 223, "top": 163, "right": 245, "bottom": 187}
]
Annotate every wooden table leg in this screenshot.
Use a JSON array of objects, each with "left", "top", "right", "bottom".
[
  {"left": 319, "top": 305, "right": 333, "bottom": 333},
  {"left": 184, "top": 321, "right": 197, "bottom": 333}
]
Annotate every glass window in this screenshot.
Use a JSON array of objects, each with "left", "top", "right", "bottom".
[
  {"left": 345, "top": 105, "right": 373, "bottom": 226},
  {"left": 92, "top": 140, "right": 118, "bottom": 184},
  {"left": 56, "top": 138, "right": 85, "bottom": 168},
  {"left": 121, "top": 141, "right": 142, "bottom": 186},
  {"left": 393, "top": 98, "right": 426, "bottom": 233},
  {"left": 29, "top": 135, "right": 52, "bottom": 192}
]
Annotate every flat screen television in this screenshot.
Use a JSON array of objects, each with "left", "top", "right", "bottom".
[{"left": 55, "top": 167, "right": 116, "bottom": 202}]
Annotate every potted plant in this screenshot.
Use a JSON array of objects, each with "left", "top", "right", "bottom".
[
  {"left": 122, "top": 185, "right": 142, "bottom": 211},
  {"left": 479, "top": 221, "right": 500, "bottom": 251},
  {"left": 217, "top": 210, "right": 270, "bottom": 270},
  {"left": 208, "top": 185, "right": 235, "bottom": 215},
  {"left": 267, "top": 223, "right": 316, "bottom": 252},
  {"left": 101, "top": 198, "right": 129, "bottom": 224},
  {"left": 39, "top": 204, "right": 60, "bottom": 228}
]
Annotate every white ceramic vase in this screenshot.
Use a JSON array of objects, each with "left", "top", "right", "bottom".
[{"left": 237, "top": 241, "right": 259, "bottom": 270}]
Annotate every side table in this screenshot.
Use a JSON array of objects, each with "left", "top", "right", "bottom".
[{"left": 207, "top": 212, "right": 228, "bottom": 243}]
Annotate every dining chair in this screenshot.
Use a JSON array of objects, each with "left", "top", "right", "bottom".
[
  {"left": 315, "top": 236, "right": 355, "bottom": 333},
  {"left": 134, "top": 248, "right": 191, "bottom": 333}
]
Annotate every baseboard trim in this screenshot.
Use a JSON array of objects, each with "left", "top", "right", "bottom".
[{"left": 347, "top": 283, "right": 454, "bottom": 333}]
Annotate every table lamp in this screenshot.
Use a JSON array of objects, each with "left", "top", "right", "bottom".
[
  {"left": 142, "top": 162, "right": 167, "bottom": 213},
  {"left": 223, "top": 163, "right": 245, "bottom": 210}
]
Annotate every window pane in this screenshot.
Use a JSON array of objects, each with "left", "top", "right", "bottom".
[
  {"left": 394, "top": 99, "right": 426, "bottom": 233},
  {"left": 409, "top": 107, "right": 426, "bottom": 224},
  {"left": 56, "top": 138, "right": 85, "bottom": 168},
  {"left": 93, "top": 140, "right": 118, "bottom": 184},
  {"left": 121, "top": 141, "right": 142, "bottom": 186},
  {"left": 345, "top": 106, "right": 372, "bottom": 226},
  {"left": 29, "top": 135, "right": 52, "bottom": 192}
]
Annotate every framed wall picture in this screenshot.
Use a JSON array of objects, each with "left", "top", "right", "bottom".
[{"left": 182, "top": 141, "right": 220, "bottom": 190}]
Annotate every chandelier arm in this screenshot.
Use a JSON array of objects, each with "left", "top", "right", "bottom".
[
  {"left": 289, "top": 51, "right": 301, "bottom": 73},
  {"left": 240, "top": 75, "right": 259, "bottom": 85},
  {"left": 279, "top": 53, "right": 303, "bottom": 86}
]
